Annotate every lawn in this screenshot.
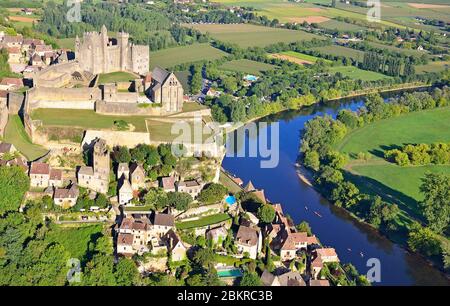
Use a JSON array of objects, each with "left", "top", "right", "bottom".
[
  {"left": 150, "top": 43, "right": 227, "bottom": 70},
  {"left": 416, "top": 61, "right": 450, "bottom": 74},
  {"left": 97, "top": 71, "right": 138, "bottom": 84},
  {"left": 146, "top": 118, "right": 213, "bottom": 143},
  {"left": 45, "top": 224, "right": 103, "bottom": 261},
  {"left": 56, "top": 37, "right": 75, "bottom": 50},
  {"left": 187, "top": 24, "right": 322, "bottom": 48},
  {"left": 319, "top": 19, "right": 366, "bottom": 32},
  {"left": 279, "top": 51, "right": 332, "bottom": 64},
  {"left": 336, "top": 107, "right": 450, "bottom": 218},
  {"left": 366, "top": 41, "right": 428, "bottom": 57},
  {"left": 219, "top": 59, "right": 275, "bottom": 75},
  {"left": 4, "top": 115, "right": 48, "bottom": 160},
  {"left": 312, "top": 45, "right": 365, "bottom": 62},
  {"left": 176, "top": 213, "right": 231, "bottom": 230},
  {"left": 329, "top": 66, "right": 391, "bottom": 81},
  {"left": 31, "top": 109, "right": 149, "bottom": 132}
]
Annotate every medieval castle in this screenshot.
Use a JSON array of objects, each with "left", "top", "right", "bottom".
[{"left": 75, "top": 25, "right": 149, "bottom": 76}]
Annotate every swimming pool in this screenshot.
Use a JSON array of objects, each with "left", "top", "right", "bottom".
[
  {"left": 225, "top": 195, "right": 236, "bottom": 205},
  {"left": 244, "top": 74, "right": 258, "bottom": 82},
  {"left": 217, "top": 268, "right": 242, "bottom": 278}
]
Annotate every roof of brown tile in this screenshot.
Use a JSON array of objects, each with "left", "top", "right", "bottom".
[
  {"left": 278, "top": 271, "right": 306, "bottom": 286},
  {"left": 236, "top": 225, "right": 258, "bottom": 247},
  {"left": 153, "top": 213, "right": 174, "bottom": 227},
  {"left": 0, "top": 142, "right": 13, "bottom": 153},
  {"left": 309, "top": 279, "right": 330, "bottom": 287},
  {"left": 316, "top": 248, "right": 339, "bottom": 259},
  {"left": 30, "top": 162, "right": 50, "bottom": 175},
  {"left": 54, "top": 185, "right": 79, "bottom": 199},
  {"left": 49, "top": 168, "right": 62, "bottom": 181},
  {"left": 1, "top": 77, "right": 23, "bottom": 87},
  {"left": 161, "top": 176, "right": 175, "bottom": 190},
  {"left": 117, "top": 233, "right": 133, "bottom": 246}
]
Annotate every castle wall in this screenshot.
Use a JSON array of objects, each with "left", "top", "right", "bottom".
[
  {"left": 96, "top": 101, "right": 163, "bottom": 116},
  {"left": 33, "top": 61, "right": 81, "bottom": 88},
  {"left": 0, "top": 100, "right": 8, "bottom": 137},
  {"left": 27, "top": 87, "right": 101, "bottom": 110},
  {"left": 8, "top": 92, "right": 25, "bottom": 114}
]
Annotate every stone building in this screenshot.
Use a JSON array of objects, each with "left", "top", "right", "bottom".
[
  {"left": 148, "top": 66, "right": 184, "bottom": 112},
  {"left": 53, "top": 184, "right": 79, "bottom": 208},
  {"left": 78, "top": 138, "right": 110, "bottom": 193},
  {"left": 75, "top": 25, "right": 149, "bottom": 75},
  {"left": 118, "top": 178, "right": 133, "bottom": 205},
  {"left": 29, "top": 162, "right": 63, "bottom": 188}
]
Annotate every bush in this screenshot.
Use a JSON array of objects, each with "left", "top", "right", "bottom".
[{"left": 198, "top": 183, "right": 227, "bottom": 204}]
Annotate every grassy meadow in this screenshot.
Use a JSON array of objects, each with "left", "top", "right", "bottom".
[
  {"left": 329, "top": 66, "right": 391, "bottom": 81},
  {"left": 219, "top": 59, "right": 276, "bottom": 75}
]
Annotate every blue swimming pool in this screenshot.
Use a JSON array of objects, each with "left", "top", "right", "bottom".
[
  {"left": 225, "top": 195, "right": 236, "bottom": 205},
  {"left": 244, "top": 74, "right": 257, "bottom": 82},
  {"left": 217, "top": 268, "right": 242, "bottom": 278}
]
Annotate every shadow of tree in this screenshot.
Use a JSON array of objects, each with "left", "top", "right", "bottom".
[{"left": 342, "top": 170, "right": 425, "bottom": 223}]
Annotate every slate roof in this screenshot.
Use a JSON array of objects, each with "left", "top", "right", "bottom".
[
  {"left": 151, "top": 66, "right": 170, "bottom": 84},
  {"left": 153, "top": 213, "right": 174, "bottom": 227}
]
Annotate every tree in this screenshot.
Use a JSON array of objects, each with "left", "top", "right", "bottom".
[
  {"left": 407, "top": 222, "right": 441, "bottom": 257},
  {"left": 167, "top": 191, "right": 192, "bottom": 211},
  {"left": 240, "top": 271, "right": 262, "bottom": 286},
  {"left": 257, "top": 204, "right": 275, "bottom": 224},
  {"left": 95, "top": 193, "right": 109, "bottom": 208},
  {"left": 114, "top": 258, "right": 139, "bottom": 286},
  {"left": 113, "top": 146, "right": 131, "bottom": 163},
  {"left": 296, "top": 221, "right": 313, "bottom": 236},
  {"left": 144, "top": 187, "right": 169, "bottom": 211},
  {"left": 230, "top": 100, "right": 246, "bottom": 122},
  {"left": 419, "top": 173, "right": 450, "bottom": 233},
  {"left": 193, "top": 248, "right": 215, "bottom": 268},
  {"left": 0, "top": 166, "right": 30, "bottom": 215},
  {"left": 303, "top": 150, "right": 320, "bottom": 170},
  {"left": 198, "top": 183, "right": 227, "bottom": 204},
  {"left": 331, "top": 181, "right": 360, "bottom": 208}
]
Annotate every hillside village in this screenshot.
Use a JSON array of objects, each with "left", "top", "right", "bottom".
[{"left": 0, "top": 23, "right": 363, "bottom": 286}]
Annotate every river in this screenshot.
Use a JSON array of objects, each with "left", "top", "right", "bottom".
[{"left": 222, "top": 98, "right": 449, "bottom": 285}]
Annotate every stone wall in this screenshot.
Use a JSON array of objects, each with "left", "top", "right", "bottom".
[
  {"left": 32, "top": 61, "right": 81, "bottom": 88},
  {"left": 8, "top": 92, "right": 25, "bottom": 114},
  {"left": 95, "top": 101, "right": 162, "bottom": 116},
  {"left": 27, "top": 87, "right": 100, "bottom": 110},
  {"left": 82, "top": 130, "right": 152, "bottom": 149},
  {"left": 0, "top": 100, "right": 8, "bottom": 137}
]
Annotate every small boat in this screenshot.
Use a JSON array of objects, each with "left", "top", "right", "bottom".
[
  {"left": 314, "top": 211, "right": 322, "bottom": 218},
  {"left": 347, "top": 248, "right": 352, "bottom": 252},
  {"left": 304, "top": 206, "right": 308, "bottom": 210},
  {"left": 360, "top": 252, "right": 364, "bottom": 258}
]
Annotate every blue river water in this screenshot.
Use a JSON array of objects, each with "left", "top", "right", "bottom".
[{"left": 222, "top": 98, "right": 449, "bottom": 285}]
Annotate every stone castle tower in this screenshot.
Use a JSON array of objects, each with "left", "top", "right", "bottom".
[{"left": 75, "top": 25, "right": 149, "bottom": 76}]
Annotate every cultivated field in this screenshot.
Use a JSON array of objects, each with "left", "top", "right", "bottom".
[
  {"left": 329, "top": 66, "right": 391, "bottom": 81},
  {"left": 4, "top": 115, "right": 48, "bottom": 160},
  {"left": 337, "top": 107, "right": 450, "bottom": 213},
  {"left": 186, "top": 24, "right": 322, "bottom": 48},
  {"left": 149, "top": 43, "right": 228, "bottom": 69},
  {"left": 415, "top": 61, "right": 450, "bottom": 74},
  {"left": 219, "top": 59, "right": 276, "bottom": 75},
  {"left": 312, "top": 45, "right": 365, "bottom": 62},
  {"left": 270, "top": 51, "right": 331, "bottom": 65}
]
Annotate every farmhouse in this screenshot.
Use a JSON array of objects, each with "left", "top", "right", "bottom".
[{"left": 29, "top": 162, "right": 63, "bottom": 188}]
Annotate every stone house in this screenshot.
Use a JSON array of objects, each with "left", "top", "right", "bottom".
[
  {"left": 160, "top": 176, "right": 176, "bottom": 192},
  {"left": 117, "top": 162, "right": 129, "bottom": 180},
  {"left": 6, "top": 47, "right": 22, "bottom": 64},
  {"left": 315, "top": 248, "right": 339, "bottom": 263},
  {"left": 118, "top": 178, "right": 133, "bottom": 205},
  {"left": 53, "top": 184, "right": 79, "bottom": 208},
  {"left": 29, "top": 162, "right": 63, "bottom": 188},
  {"left": 77, "top": 138, "right": 110, "bottom": 193},
  {"left": 235, "top": 225, "right": 261, "bottom": 259},
  {"left": 176, "top": 179, "right": 204, "bottom": 198},
  {"left": 280, "top": 232, "right": 318, "bottom": 261},
  {"left": 206, "top": 226, "right": 228, "bottom": 246},
  {"left": 165, "top": 229, "right": 188, "bottom": 262},
  {"left": 261, "top": 270, "right": 306, "bottom": 286},
  {"left": 149, "top": 66, "right": 184, "bottom": 112},
  {"left": 0, "top": 78, "right": 23, "bottom": 91},
  {"left": 130, "top": 163, "right": 145, "bottom": 190},
  {"left": 151, "top": 213, "right": 175, "bottom": 238},
  {"left": 0, "top": 142, "right": 16, "bottom": 156}
]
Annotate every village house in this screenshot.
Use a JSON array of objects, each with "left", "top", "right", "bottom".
[
  {"left": 117, "top": 163, "right": 130, "bottom": 180},
  {"left": 5, "top": 47, "right": 22, "bottom": 64},
  {"left": 118, "top": 179, "right": 133, "bottom": 205},
  {"left": 0, "top": 142, "right": 16, "bottom": 156},
  {"left": 315, "top": 248, "right": 339, "bottom": 263},
  {"left": 77, "top": 138, "right": 110, "bottom": 193},
  {"left": 160, "top": 176, "right": 176, "bottom": 192},
  {"left": 151, "top": 213, "right": 175, "bottom": 238},
  {"left": 2, "top": 35, "right": 23, "bottom": 48},
  {"left": 0, "top": 78, "right": 23, "bottom": 91},
  {"left": 280, "top": 232, "right": 318, "bottom": 261},
  {"left": 176, "top": 179, "right": 204, "bottom": 198},
  {"left": 243, "top": 180, "right": 266, "bottom": 204},
  {"left": 261, "top": 270, "right": 306, "bottom": 286},
  {"left": 130, "top": 163, "right": 146, "bottom": 190},
  {"left": 0, "top": 156, "right": 28, "bottom": 172},
  {"left": 29, "top": 162, "right": 63, "bottom": 188},
  {"left": 235, "top": 225, "right": 261, "bottom": 259},
  {"left": 165, "top": 229, "right": 188, "bottom": 261},
  {"left": 53, "top": 184, "right": 79, "bottom": 208},
  {"left": 206, "top": 225, "right": 228, "bottom": 246}
]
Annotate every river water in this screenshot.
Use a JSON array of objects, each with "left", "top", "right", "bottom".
[{"left": 222, "top": 98, "right": 449, "bottom": 285}]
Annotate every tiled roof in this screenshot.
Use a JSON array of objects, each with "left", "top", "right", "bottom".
[
  {"left": 151, "top": 66, "right": 170, "bottom": 84},
  {"left": 309, "top": 279, "right": 330, "bottom": 287},
  {"left": 78, "top": 166, "right": 94, "bottom": 176},
  {"left": 0, "top": 78, "right": 23, "bottom": 87},
  {"left": 316, "top": 248, "right": 339, "bottom": 259},
  {"left": 117, "top": 233, "right": 133, "bottom": 246},
  {"left": 30, "top": 162, "right": 50, "bottom": 175},
  {"left": 0, "top": 142, "right": 13, "bottom": 153},
  {"left": 49, "top": 169, "right": 62, "bottom": 181},
  {"left": 278, "top": 271, "right": 306, "bottom": 286},
  {"left": 161, "top": 176, "right": 175, "bottom": 190},
  {"left": 236, "top": 225, "right": 258, "bottom": 247},
  {"left": 153, "top": 213, "right": 174, "bottom": 227},
  {"left": 54, "top": 185, "right": 79, "bottom": 199}
]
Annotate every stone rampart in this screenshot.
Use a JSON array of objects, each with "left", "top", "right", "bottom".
[{"left": 95, "top": 101, "right": 163, "bottom": 116}]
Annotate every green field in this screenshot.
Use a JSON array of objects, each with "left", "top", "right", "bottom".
[
  {"left": 337, "top": 107, "right": 450, "bottom": 218},
  {"left": 319, "top": 19, "right": 366, "bottom": 32},
  {"left": 4, "top": 115, "right": 48, "bottom": 160},
  {"left": 312, "top": 45, "right": 365, "bottom": 62},
  {"left": 329, "top": 66, "right": 391, "bottom": 81},
  {"left": 97, "top": 71, "right": 138, "bottom": 84},
  {"left": 176, "top": 213, "right": 231, "bottom": 230},
  {"left": 32, "top": 109, "right": 149, "bottom": 132},
  {"left": 45, "top": 224, "right": 103, "bottom": 261},
  {"left": 150, "top": 43, "right": 228, "bottom": 70},
  {"left": 416, "top": 61, "right": 450, "bottom": 74},
  {"left": 366, "top": 41, "right": 427, "bottom": 57},
  {"left": 187, "top": 24, "right": 322, "bottom": 48},
  {"left": 279, "top": 51, "right": 331, "bottom": 64},
  {"left": 56, "top": 37, "right": 75, "bottom": 50},
  {"left": 219, "top": 59, "right": 275, "bottom": 75}
]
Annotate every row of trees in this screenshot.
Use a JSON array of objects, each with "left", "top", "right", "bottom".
[
  {"left": 300, "top": 89, "right": 450, "bottom": 268},
  {"left": 385, "top": 143, "right": 450, "bottom": 166}
]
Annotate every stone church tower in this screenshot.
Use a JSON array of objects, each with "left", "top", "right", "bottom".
[{"left": 75, "top": 25, "right": 149, "bottom": 75}]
